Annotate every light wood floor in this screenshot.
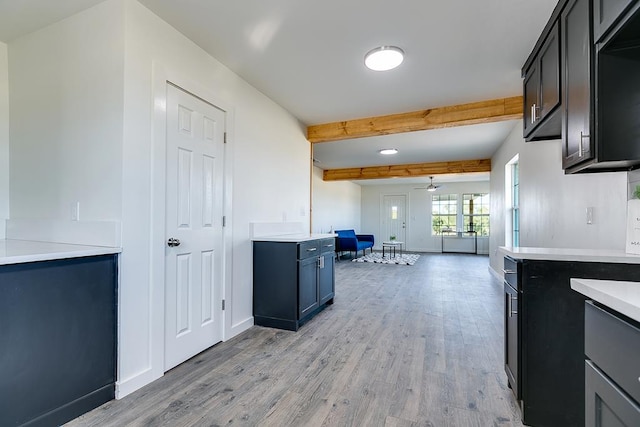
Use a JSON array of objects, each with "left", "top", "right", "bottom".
[{"left": 67, "top": 253, "right": 523, "bottom": 427}]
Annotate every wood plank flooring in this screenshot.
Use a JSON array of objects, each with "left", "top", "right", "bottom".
[{"left": 66, "top": 253, "right": 523, "bottom": 427}]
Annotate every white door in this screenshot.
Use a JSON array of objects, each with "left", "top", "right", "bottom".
[
  {"left": 382, "top": 195, "right": 407, "bottom": 243},
  {"left": 165, "top": 83, "right": 225, "bottom": 371}
]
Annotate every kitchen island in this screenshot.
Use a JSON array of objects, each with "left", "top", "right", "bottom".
[
  {"left": 499, "top": 246, "right": 640, "bottom": 427},
  {"left": 0, "top": 239, "right": 120, "bottom": 427}
]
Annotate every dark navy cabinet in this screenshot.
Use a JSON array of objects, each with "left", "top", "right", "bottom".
[
  {"left": 253, "top": 237, "right": 335, "bottom": 331},
  {"left": 504, "top": 256, "right": 640, "bottom": 426},
  {"left": 594, "top": 0, "right": 637, "bottom": 41},
  {"left": 523, "top": 0, "right": 640, "bottom": 173},
  {"left": 584, "top": 301, "right": 640, "bottom": 427},
  {"left": 523, "top": 21, "right": 562, "bottom": 141},
  {"left": 0, "top": 254, "right": 117, "bottom": 427}
]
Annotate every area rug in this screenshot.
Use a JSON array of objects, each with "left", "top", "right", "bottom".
[{"left": 352, "top": 252, "right": 420, "bottom": 266}]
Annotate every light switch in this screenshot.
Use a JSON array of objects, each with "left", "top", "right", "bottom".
[{"left": 586, "top": 207, "right": 593, "bottom": 225}]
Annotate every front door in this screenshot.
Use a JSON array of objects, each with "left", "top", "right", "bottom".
[
  {"left": 164, "top": 83, "right": 225, "bottom": 371},
  {"left": 381, "top": 195, "right": 407, "bottom": 243}
]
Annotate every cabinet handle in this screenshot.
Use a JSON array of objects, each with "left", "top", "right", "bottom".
[
  {"left": 318, "top": 256, "right": 325, "bottom": 269},
  {"left": 502, "top": 269, "right": 516, "bottom": 274},
  {"left": 531, "top": 104, "right": 536, "bottom": 124},
  {"left": 323, "top": 244, "right": 334, "bottom": 248},
  {"left": 579, "top": 132, "right": 590, "bottom": 157},
  {"left": 306, "top": 247, "right": 317, "bottom": 252}
]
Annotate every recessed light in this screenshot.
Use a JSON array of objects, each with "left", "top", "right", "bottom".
[
  {"left": 379, "top": 148, "right": 398, "bottom": 155},
  {"left": 365, "top": 46, "right": 404, "bottom": 71}
]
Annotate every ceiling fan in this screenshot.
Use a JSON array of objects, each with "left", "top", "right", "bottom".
[{"left": 414, "top": 176, "right": 441, "bottom": 192}]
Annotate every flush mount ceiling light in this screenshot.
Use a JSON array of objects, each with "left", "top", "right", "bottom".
[
  {"left": 364, "top": 46, "right": 404, "bottom": 71},
  {"left": 379, "top": 148, "right": 398, "bottom": 155}
]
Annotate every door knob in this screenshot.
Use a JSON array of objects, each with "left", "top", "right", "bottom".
[{"left": 167, "top": 238, "right": 181, "bottom": 247}]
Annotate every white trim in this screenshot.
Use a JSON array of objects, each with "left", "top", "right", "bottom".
[
  {"left": 229, "top": 316, "right": 254, "bottom": 338},
  {"left": 488, "top": 264, "right": 503, "bottom": 282},
  {"left": 149, "top": 61, "right": 235, "bottom": 387},
  {"left": 115, "top": 367, "right": 157, "bottom": 399}
]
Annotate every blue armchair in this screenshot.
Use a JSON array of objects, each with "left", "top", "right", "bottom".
[{"left": 335, "top": 229, "right": 375, "bottom": 258}]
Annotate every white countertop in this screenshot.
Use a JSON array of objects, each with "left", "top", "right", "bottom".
[
  {"left": 252, "top": 233, "right": 336, "bottom": 242},
  {"left": 0, "top": 239, "right": 121, "bottom": 266},
  {"left": 500, "top": 246, "right": 640, "bottom": 264},
  {"left": 571, "top": 278, "right": 640, "bottom": 323}
]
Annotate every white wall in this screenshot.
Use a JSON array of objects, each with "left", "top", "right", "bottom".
[
  {"left": 489, "top": 124, "right": 628, "bottom": 274},
  {"left": 8, "top": 2, "right": 124, "bottom": 223},
  {"left": 119, "top": 0, "right": 311, "bottom": 397},
  {"left": 311, "top": 166, "right": 361, "bottom": 233},
  {"left": 0, "top": 42, "right": 8, "bottom": 238},
  {"left": 361, "top": 181, "right": 491, "bottom": 254},
  {"left": 5, "top": 0, "right": 313, "bottom": 400}
]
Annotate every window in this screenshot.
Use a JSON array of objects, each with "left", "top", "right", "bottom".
[
  {"left": 431, "top": 194, "right": 457, "bottom": 235},
  {"left": 505, "top": 155, "right": 520, "bottom": 248},
  {"left": 512, "top": 162, "right": 520, "bottom": 247},
  {"left": 463, "top": 193, "right": 490, "bottom": 236},
  {"left": 391, "top": 206, "right": 398, "bottom": 220}
]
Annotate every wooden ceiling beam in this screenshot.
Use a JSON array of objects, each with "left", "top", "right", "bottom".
[
  {"left": 307, "top": 96, "right": 523, "bottom": 143},
  {"left": 322, "top": 159, "right": 491, "bottom": 181}
]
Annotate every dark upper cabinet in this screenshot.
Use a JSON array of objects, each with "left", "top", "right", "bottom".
[
  {"left": 524, "top": 0, "right": 640, "bottom": 173},
  {"left": 562, "top": 0, "right": 595, "bottom": 170},
  {"left": 594, "top": 0, "right": 636, "bottom": 41},
  {"left": 523, "top": 21, "right": 562, "bottom": 141},
  {"left": 567, "top": 0, "right": 640, "bottom": 172},
  {"left": 594, "top": 3, "right": 640, "bottom": 170}
]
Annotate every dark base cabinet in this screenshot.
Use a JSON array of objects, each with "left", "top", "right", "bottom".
[
  {"left": 0, "top": 255, "right": 117, "bottom": 427},
  {"left": 584, "top": 301, "right": 640, "bottom": 427},
  {"left": 505, "top": 257, "right": 640, "bottom": 427},
  {"left": 253, "top": 238, "right": 335, "bottom": 331}
]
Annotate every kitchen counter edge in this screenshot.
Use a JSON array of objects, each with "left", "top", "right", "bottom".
[
  {"left": 251, "top": 233, "right": 337, "bottom": 243},
  {"left": 499, "top": 246, "right": 640, "bottom": 264},
  {"left": 571, "top": 278, "right": 640, "bottom": 323},
  {"left": 0, "top": 239, "right": 122, "bottom": 266}
]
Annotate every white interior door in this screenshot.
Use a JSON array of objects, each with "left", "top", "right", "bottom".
[
  {"left": 165, "top": 83, "right": 225, "bottom": 371},
  {"left": 382, "top": 195, "right": 407, "bottom": 243}
]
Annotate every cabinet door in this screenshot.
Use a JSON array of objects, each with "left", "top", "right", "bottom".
[
  {"left": 319, "top": 253, "right": 335, "bottom": 305},
  {"left": 538, "top": 22, "right": 561, "bottom": 121},
  {"left": 0, "top": 256, "right": 116, "bottom": 427},
  {"left": 562, "top": 0, "right": 594, "bottom": 170},
  {"left": 585, "top": 360, "right": 640, "bottom": 427},
  {"left": 594, "top": 0, "right": 635, "bottom": 42},
  {"left": 298, "top": 257, "right": 319, "bottom": 318},
  {"left": 523, "top": 63, "right": 539, "bottom": 137},
  {"left": 504, "top": 282, "right": 520, "bottom": 399}
]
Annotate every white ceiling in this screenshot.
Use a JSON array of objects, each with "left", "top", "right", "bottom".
[{"left": 0, "top": 0, "right": 558, "bottom": 185}]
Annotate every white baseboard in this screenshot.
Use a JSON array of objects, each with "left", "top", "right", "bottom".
[
  {"left": 115, "top": 367, "right": 160, "bottom": 399},
  {"left": 227, "top": 317, "right": 253, "bottom": 341},
  {"left": 488, "top": 264, "right": 503, "bottom": 281}
]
